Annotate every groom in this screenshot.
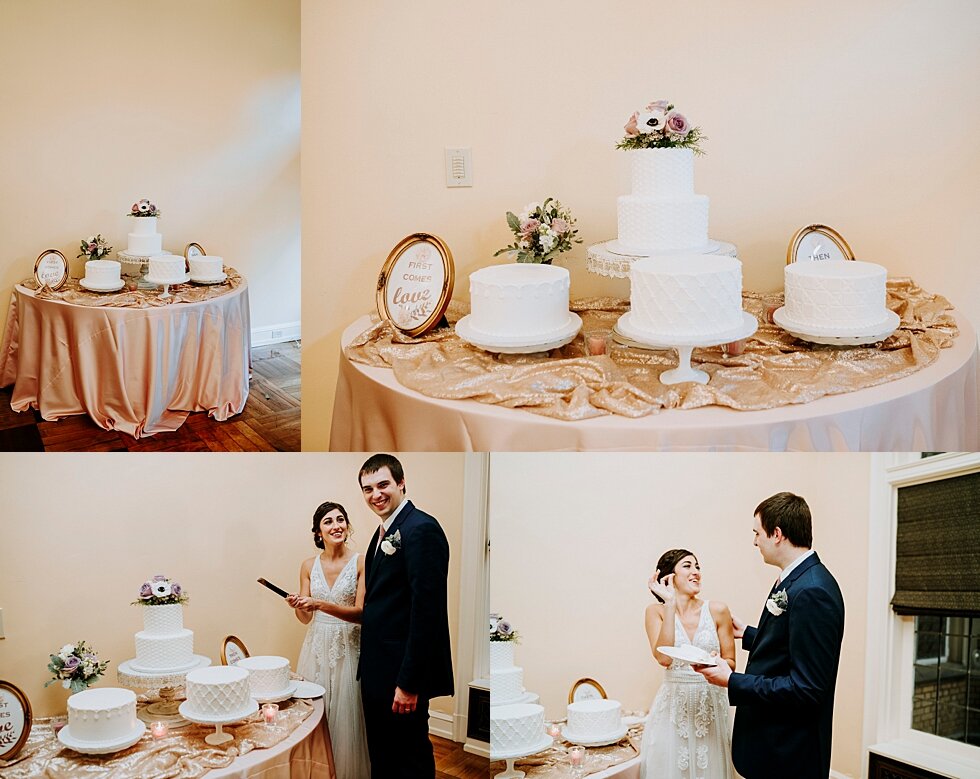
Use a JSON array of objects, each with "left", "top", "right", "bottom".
[
  {"left": 357, "top": 453, "right": 454, "bottom": 778},
  {"left": 695, "top": 492, "right": 845, "bottom": 779}
]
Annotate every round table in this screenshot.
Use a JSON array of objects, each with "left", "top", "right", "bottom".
[
  {"left": 0, "top": 279, "right": 250, "bottom": 438},
  {"left": 330, "top": 314, "right": 979, "bottom": 451}
]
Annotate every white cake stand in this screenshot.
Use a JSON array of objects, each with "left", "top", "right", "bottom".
[
  {"left": 492, "top": 734, "right": 554, "bottom": 779},
  {"left": 145, "top": 272, "right": 191, "bottom": 299},
  {"left": 178, "top": 700, "right": 259, "bottom": 745},
  {"left": 117, "top": 655, "right": 211, "bottom": 728},
  {"left": 251, "top": 680, "right": 300, "bottom": 704},
  {"left": 455, "top": 313, "right": 582, "bottom": 354},
  {"left": 586, "top": 239, "right": 738, "bottom": 278},
  {"left": 616, "top": 310, "right": 758, "bottom": 385},
  {"left": 772, "top": 308, "right": 901, "bottom": 346}
]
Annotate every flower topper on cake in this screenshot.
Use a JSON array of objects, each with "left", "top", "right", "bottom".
[
  {"left": 490, "top": 612, "right": 520, "bottom": 643},
  {"left": 128, "top": 198, "right": 160, "bottom": 217},
  {"left": 77, "top": 234, "right": 112, "bottom": 261},
  {"left": 494, "top": 198, "right": 582, "bottom": 264},
  {"left": 617, "top": 100, "right": 705, "bottom": 154},
  {"left": 45, "top": 640, "right": 109, "bottom": 693},
  {"left": 131, "top": 574, "right": 189, "bottom": 606}
]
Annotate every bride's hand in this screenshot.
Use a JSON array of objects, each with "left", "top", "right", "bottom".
[
  {"left": 286, "top": 593, "right": 301, "bottom": 608},
  {"left": 732, "top": 615, "right": 746, "bottom": 640},
  {"left": 647, "top": 570, "right": 676, "bottom": 603}
]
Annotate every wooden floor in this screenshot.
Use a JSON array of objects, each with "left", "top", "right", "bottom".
[
  {"left": 0, "top": 341, "right": 301, "bottom": 452},
  {"left": 434, "top": 735, "right": 490, "bottom": 778}
]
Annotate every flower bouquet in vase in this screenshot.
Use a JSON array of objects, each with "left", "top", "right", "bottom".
[
  {"left": 46, "top": 641, "right": 109, "bottom": 693},
  {"left": 495, "top": 198, "right": 582, "bottom": 264}
]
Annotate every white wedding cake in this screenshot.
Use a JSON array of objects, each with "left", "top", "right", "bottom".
[
  {"left": 777, "top": 260, "right": 895, "bottom": 335},
  {"left": 627, "top": 254, "right": 745, "bottom": 340},
  {"left": 180, "top": 666, "right": 257, "bottom": 721},
  {"left": 235, "top": 656, "right": 292, "bottom": 698},
  {"left": 82, "top": 260, "right": 122, "bottom": 289},
  {"left": 130, "top": 603, "right": 196, "bottom": 674},
  {"left": 461, "top": 264, "right": 575, "bottom": 343},
  {"left": 148, "top": 255, "right": 187, "bottom": 283},
  {"left": 61, "top": 688, "right": 142, "bottom": 746},
  {"left": 563, "top": 699, "right": 625, "bottom": 743},
  {"left": 617, "top": 148, "right": 710, "bottom": 255},
  {"left": 490, "top": 703, "right": 548, "bottom": 759},
  {"left": 127, "top": 216, "right": 164, "bottom": 257},
  {"left": 189, "top": 255, "right": 224, "bottom": 281},
  {"left": 490, "top": 641, "right": 537, "bottom": 706}
]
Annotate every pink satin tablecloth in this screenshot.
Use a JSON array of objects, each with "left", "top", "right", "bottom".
[
  {"left": 330, "top": 314, "right": 979, "bottom": 452},
  {"left": 0, "top": 282, "right": 251, "bottom": 438}
]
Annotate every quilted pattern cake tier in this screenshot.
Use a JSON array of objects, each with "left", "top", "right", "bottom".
[
  {"left": 617, "top": 195, "right": 709, "bottom": 255},
  {"left": 183, "top": 666, "right": 253, "bottom": 719},
  {"left": 491, "top": 703, "right": 545, "bottom": 756},
  {"left": 566, "top": 699, "right": 622, "bottom": 737},
  {"left": 783, "top": 260, "right": 888, "bottom": 329},
  {"left": 133, "top": 629, "right": 194, "bottom": 671},
  {"left": 236, "top": 655, "right": 291, "bottom": 694}
]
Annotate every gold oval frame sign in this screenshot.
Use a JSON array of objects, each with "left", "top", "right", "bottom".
[
  {"left": 33, "top": 248, "right": 69, "bottom": 290},
  {"left": 0, "top": 680, "right": 32, "bottom": 760},
  {"left": 786, "top": 224, "right": 855, "bottom": 265},
  {"left": 377, "top": 233, "right": 454, "bottom": 337},
  {"left": 183, "top": 243, "right": 206, "bottom": 274},
  {"left": 220, "top": 635, "right": 250, "bottom": 666},
  {"left": 568, "top": 677, "right": 607, "bottom": 704}
]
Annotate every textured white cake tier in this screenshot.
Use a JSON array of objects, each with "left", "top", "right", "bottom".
[
  {"left": 491, "top": 703, "right": 545, "bottom": 755},
  {"left": 235, "top": 655, "right": 291, "bottom": 695},
  {"left": 149, "top": 256, "right": 186, "bottom": 282},
  {"left": 617, "top": 194, "right": 709, "bottom": 255},
  {"left": 130, "top": 216, "right": 158, "bottom": 236},
  {"left": 566, "top": 699, "right": 622, "bottom": 737},
  {"left": 629, "top": 255, "right": 744, "bottom": 338},
  {"left": 84, "top": 260, "right": 121, "bottom": 285},
  {"left": 783, "top": 260, "right": 889, "bottom": 329},
  {"left": 133, "top": 629, "right": 194, "bottom": 672},
  {"left": 183, "top": 666, "right": 253, "bottom": 719},
  {"left": 142, "top": 604, "right": 184, "bottom": 634},
  {"left": 630, "top": 148, "right": 695, "bottom": 196},
  {"left": 489, "top": 642, "right": 515, "bottom": 671},
  {"left": 189, "top": 256, "right": 223, "bottom": 278},
  {"left": 67, "top": 688, "right": 138, "bottom": 743},
  {"left": 491, "top": 666, "right": 524, "bottom": 705},
  {"left": 128, "top": 226, "right": 163, "bottom": 256},
  {"left": 468, "top": 264, "right": 570, "bottom": 339}
]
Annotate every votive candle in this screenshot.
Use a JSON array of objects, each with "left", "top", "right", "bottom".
[
  {"left": 569, "top": 745, "right": 586, "bottom": 767},
  {"left": 586, "top": 334, "right": 607, "bottom": 356},
  {"left": 150, "top": 721, "right": 168, "bottom": 739},
  {"left": 262, "top": 703, "right": 279, "bottom": 724},
  {"left": 547, "top": 722, "right": 561, "bottom": 738}
]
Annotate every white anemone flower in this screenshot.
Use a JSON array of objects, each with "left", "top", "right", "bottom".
[
  {"left": 636, "top": 109, "right": 668, "bottom": 134},
  {"left": 59, "top": 644, "right": 76, "bottom": 660},
  {"left": 152, "top": 580, "right": 172, "bottom": 597}
]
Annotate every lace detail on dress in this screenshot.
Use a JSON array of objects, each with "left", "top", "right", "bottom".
[{"left": 308, "top": 554, "right": 360, "bottom": 671}]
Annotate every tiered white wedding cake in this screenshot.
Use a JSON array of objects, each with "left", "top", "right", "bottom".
[
  {"left": 235, "top": 656, "right": 293, "bottom": 699},
  {"left": 130, "top": 602, "right": 196, "bottom": 673},
  {"left": 58, "top": 688, "right": 145, "bottom": 752},
  {"left": 490, "top": 641, "right": 538, "bottom": 706},
  {"left": 180, "top": 666, "right": 257, "bottom": 722},
  {"left": 563, "top": 699, "right": 626, "bottom": 744}
]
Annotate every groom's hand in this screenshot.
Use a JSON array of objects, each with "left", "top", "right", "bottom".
[
  {"left": 694, "top": 662, "right": 732, "bottom": 688},
  {"left": 392, "top": 687, "right": 418, "bottom": 715}
]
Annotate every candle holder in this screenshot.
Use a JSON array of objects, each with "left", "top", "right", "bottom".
[
  {"left": 261, "top": 703, "right": 279, "bottom": 724},
  {"left": 150, "top": 721, "right": 169, "bottom": 739},
  {"left": 546, "top": 721, "right": 561, "bottom": 739},
  {"left": 568, "top": 745, "right": 586, "bottom": 770},
  {"left": 583, "top": 329, "right": 611, "bottom": 357}
]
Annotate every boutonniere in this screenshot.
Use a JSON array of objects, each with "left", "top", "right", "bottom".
[
  {"left": 766, "top": 589, "right": 789, "bottom": 616},
  {"left": 380, "top": 529, "right": 402, "bottom": 556}
]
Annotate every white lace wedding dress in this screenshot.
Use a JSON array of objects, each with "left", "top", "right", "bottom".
[
  {"left": 640, "top": 601, "right": 736, "bottom": 779},
  {"left": 296, "top": 553, "right": 371, "bottom": 779}
]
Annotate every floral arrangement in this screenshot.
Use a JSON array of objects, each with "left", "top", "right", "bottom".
[
  {"left": 77, "top": 234, "right": 113, "bottom": 261},
  {"left": 128, "top": 198, "right": 160, "bottom": 217},
  {"left": 490, "top": 612, "right": 519, "bottom": 643},
  {"left": 131, "top": 574, "right": 189, "bottom": 606},
  {"left": 45, "top": 640, "right": 109, "bottom": 692},
  {"left": 617, "top": 100, "right": 705, "bottom": 154},
  {"left": 494, "top": 198, "right": 582, "bottom": 264}
]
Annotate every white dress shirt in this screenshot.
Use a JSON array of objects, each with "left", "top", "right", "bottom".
[{"left": 779, "top": 549, "right": 816, "bottom": 582}]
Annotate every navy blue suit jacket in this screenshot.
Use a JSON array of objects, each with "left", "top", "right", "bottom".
[
  {"left": 357, "top": 500, "right": 454, "bottom": 701},
  {"left": 728, "top": 553, "right": 844, "bottom": 779}
]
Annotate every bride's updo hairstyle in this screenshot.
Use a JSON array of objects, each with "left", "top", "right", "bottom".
[
  {"left": 651, "top": 548, "right": 698, "bottom": 603},
  {"left": 311, "top": 501, "right": 350, "bottom": 549}
]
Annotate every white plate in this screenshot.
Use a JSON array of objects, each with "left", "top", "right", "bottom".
[
  {"left": 252, "top": 680, "right": 299, "bottom": 703},
  {"left": 144, "top": 272, "right": 191, "bottom": 286},
  {"left": 292, "top": 680, "right": 326, "bottom": 699},
  {"left": 491, "top": 733, "right": 554, "bottom": 761},
  {"left": 58, "top": 720, "right": 146, "bottom": 754},
  {"left": 79, "top": 278, "right": 125, "bottom": 292},
  {"left": 656, "top": 645, "right": 718, "bottom": 665},
  {"left": 616, "top": 310, "right": 758, "bottom": 348},
  {"left": 773, "top": 308, "right": 900, "bottom": 346},
  {"left": 190, "top": 272, "right": 227, "bottom": 285},
  {"left": 178, "top": 699, "right": 258, "bottom": 725},
  {"left": 605, "top": 239, "right": 722, "bottom": 257},
  {"left": 455, "top": 312, "right": 582, "bottom": 354},
  {"left": 560, "top": 724, "right": 629, "bottom": 747},
  {"left": 622, "top": 715, "right": 644, "bottom": 727}
]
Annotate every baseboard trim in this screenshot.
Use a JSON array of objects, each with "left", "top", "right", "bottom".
[
  {"left": 251, "top": 321, "right": 300, "bottom": 347},
  {"left": 463, "top": 738, "right": 490, "bottom": 758},
  {"left": 428, "top": 709, "right": 454, "bottom": 741},
  {"left": 830, "top": 771, "right": 854, "bottom": 779}
]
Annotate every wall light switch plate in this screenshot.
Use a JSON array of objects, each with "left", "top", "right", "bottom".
[{"left": 445, "top": 147, "right": 473, "bottom": 187}]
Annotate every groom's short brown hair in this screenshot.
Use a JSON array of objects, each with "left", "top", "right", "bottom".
[
  {"left": 755, "top": 492, "right": 812, "bottom": 548},
  {"left": 359, "top": 453, "right": 406, "bottom": 493}
]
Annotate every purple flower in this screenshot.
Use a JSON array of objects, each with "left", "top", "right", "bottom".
[
  {"left": 139, "top": 583, "right": 153, "bottom": 599},
  {"left": 666, "top": 111, "right": 690, "bottom": 137},
  {"left": 645, "top": 99, "right": 670, "bottom": 113},
  {"left": 63, "top": 655, "right": 80, "bottom": 672},
  {"left": 153, "top": 574, "right": 167, "bottom": 581},
  {"left": 497, "top": 621, "right": 513, "bottom": 637},
  {"left": 171, "top": 583, "right": 182, "bottom": 597}
]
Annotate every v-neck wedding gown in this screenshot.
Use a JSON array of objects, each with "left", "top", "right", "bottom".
[
  {"left": 296, "top": 553, "right": 371, "bottom": 779},
  {"left": 640, "top": 601, "right": 736, "bottom": 779}
]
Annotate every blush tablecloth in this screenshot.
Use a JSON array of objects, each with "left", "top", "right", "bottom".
[
  {"left": 0, "top": 280, "right": 251, "bottom": 438},
  {"left": 330, "top": 313, "right": 978, "bottom": 452}
]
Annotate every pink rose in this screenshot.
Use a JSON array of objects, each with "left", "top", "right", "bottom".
[
  {"left": 645, "top": 99, "right": 670, "bottom": 113},
  {"left": 551, "top": 218, "right": 569, "bottom": 234},
  {"left": 520, "top": 218, "right": 540, "bottom": 236},
  {"left": 666, "top": 110, "right": 690, "bottom": 137},
  {"left": 624, "top": 111, "right": 639, "bottom": 137},
  {"left": 131, "top": 203, "right": 140, "bottom": 214}
]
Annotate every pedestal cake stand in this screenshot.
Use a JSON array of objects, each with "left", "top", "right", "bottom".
[
  {"left": 178, "top": 699, "right": 260, "bottom": 745},
  {"left": 492, "top": 734, "right": 554, "bottom": 779},
  {"left": 586, "top": 239, "right": 738, "bottom": 279},
  {"left": 145, "top": 272, "right": 190, "bottom": 300},
  {"left": 117, "top": 655, "right": 211, "bottom": 728},
  {"left": 616, "top": 311, "right": 758, "bottom": 385}
]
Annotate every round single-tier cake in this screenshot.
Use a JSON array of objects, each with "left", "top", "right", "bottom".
[
  {"left": 465, "top": 264, "right": 572, "bottom": 341},
  {"left": 182, "top": 666, "right": 255, "bottom": 721},
  {"left": 628, "top": 254, "right": 744, "bottom": 340},
  {"left": 780, "top": 260, "right": 891, "bottom": 333},
  {"left": 565, "top": 699, "right": 623, "bottom": 740},
  {"left": 490, "top": 642, "right": 526, "bottom": 706},
  {"left": 189, "top": 255, "right": 224, "bottom": 280},
  {"left": 130, "top": 603, "right": 196, "bottom": 674},
  {"left": 148, "top": 255, "right": 187, "bottom": 283},
  {"left": 127, "top": 216, "right": 164, "bottom": 257},
  {"left": 65, "top": 688, "right": 140, "bottom": 743},
  {"left": 490, "top": 703, "right": 547, "bottom": 759},
  {"left": 83, "top": 260, "right": 122, "bottom": 287},
  {"left": 235, "top": 655, "right": 291, "bottom": 697}
]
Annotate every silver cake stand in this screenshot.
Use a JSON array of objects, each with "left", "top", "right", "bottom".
[
  {"left": 492, "top": 734, "right": 554, "bottom": 779},
  {"left": 117, "top": 655, "right": 211, "bottom": 728},
  {"left": 616, "top": 311, "right": 758, "bottom": 385},
  {"left": 586, "top": 239, "right": 738, "bottom": 278}
]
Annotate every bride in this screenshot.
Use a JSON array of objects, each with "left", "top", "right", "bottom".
[
  {"left": 640, "top": 548, "right": 737, "bottom": 779},
  {"left": 287, "top": 501, "right": 371, "bottom": 779}
]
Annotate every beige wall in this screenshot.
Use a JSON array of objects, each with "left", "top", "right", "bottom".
[
  {"left": 488, "top": 453, "right": 871, "bottom": 778},
  {"left": 0, "top": 0, "right": 300, "bottom": 338},
  {"left": 302, "top": 1, "right": 980, "bottom": 449},
  {"left": 0, "top": 452, "right": 466, "bottom": 719}
]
